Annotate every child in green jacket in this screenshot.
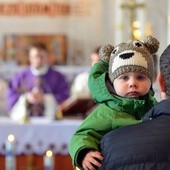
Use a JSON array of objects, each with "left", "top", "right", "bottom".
[{"left": 69, "top": 36, "right": 159, "bottom": 170}]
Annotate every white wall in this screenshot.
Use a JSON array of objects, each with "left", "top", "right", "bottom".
[
  {"left": 145, "top": 0, "right": 168, "bottom": 55},
  {"left": 0, "top": 0, "right": 169, "bottom": 65},
  {"left": 114, "top": 0, "right": 168, "bottom": 56},
  {"left": 0, "top": 0, "right": 115, "bottom": 66}
]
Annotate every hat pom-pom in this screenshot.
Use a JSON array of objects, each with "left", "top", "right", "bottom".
[
  {"left": 99, "top": 44, "right": 114, "bottom": 62},
  {"left": 144, "top": 35, "right": 160, "bottom": 54}
]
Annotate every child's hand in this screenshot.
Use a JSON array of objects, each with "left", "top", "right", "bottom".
[{"left": 82, "top": 150, "right": 103, "bottom": 170}]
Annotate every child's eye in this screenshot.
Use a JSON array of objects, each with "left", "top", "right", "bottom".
[
  {"left": 120, "top": 76, "right": 129, "bottom": 81},
  {"left": 137, "top": 75, "right": 145, "bottom": 80}
]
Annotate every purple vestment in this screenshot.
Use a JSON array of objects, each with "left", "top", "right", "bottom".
[{"left": 7, "top": 67, "right": 70, "bottom": 111}]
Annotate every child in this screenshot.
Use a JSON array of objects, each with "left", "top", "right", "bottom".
[{"left": 69, "top": 36, "right": 159, "bottom": 170}]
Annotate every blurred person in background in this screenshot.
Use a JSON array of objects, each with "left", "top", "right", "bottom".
[
  {"left": 60, "top": 46, "right": 101, "bottom": 118},
  {"left": 71, "top": 46, "right": 101, "bottom": 99},
  {"left": 7, "top": 42, "right": 70, "bottom": 121}
]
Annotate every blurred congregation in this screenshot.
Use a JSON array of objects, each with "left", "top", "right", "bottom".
[{"left": 0, "top": 0, "right": 169, "bottom": 170}]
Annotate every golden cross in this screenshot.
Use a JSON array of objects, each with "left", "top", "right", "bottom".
[{"left": 120, "top": 0, "right": 145, "bottom": 40}]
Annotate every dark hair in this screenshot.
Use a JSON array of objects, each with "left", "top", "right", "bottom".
[
  {"left": 160, "top": 44, "right": 170, "bottom": 97},
  {"left": 93, "top": 46, "right": 101, "bottom": 54},
  {"left": 29, "top": 42, "right": 48, "bottom": 52}
]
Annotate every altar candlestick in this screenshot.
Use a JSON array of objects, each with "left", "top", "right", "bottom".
[
  {"left": 44, "top": 150, "right": 54, "bottom": 170},
  {"left": 5, "top": 134, "right": 16, "bottom": 170}
]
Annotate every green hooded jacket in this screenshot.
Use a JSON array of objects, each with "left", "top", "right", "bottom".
[{"left": 69, "top": 61, "right": 157, "bottom": 169}]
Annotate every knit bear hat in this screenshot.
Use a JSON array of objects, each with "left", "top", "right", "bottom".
[{"left": 99, "top": 35, "right": 159, "bottom": 83}]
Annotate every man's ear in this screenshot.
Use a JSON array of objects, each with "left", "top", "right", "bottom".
[{"left": 157, "top": 72, "right": 165, "bottom": 92}]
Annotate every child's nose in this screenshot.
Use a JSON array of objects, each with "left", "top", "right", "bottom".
[{"left": 129, "top": 78, "right": 138, "bottom": 88}]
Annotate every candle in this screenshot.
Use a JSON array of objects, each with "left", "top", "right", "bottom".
[
  {"left": 5, "top": 134, "right": 16, "bottom": 170},
  {"left": 44, "top": 150, "right": 54, "bottom": 170}
]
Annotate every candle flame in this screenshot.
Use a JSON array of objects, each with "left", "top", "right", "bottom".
[
  {"left": 8, "top": 134, "right": 15, "bottom": 142},
  {"left": 46, "top": 150, "right": 53, "bottom": 157}
]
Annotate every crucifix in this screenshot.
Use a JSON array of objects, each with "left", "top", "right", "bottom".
[{"left": 120, "top": 0, "right": 145, "bottom": 40}]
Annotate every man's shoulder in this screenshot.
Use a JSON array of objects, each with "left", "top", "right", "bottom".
[
  {"left": 48, "top": 67, "right": 63, "bottom": 75},
  {"left": 14, "top": 67, "right": 31, "bottom": 77},
  {"left": 47, "top": 67, "right": 67, "bottom": 81},
  {"left": 99, "top": 116, "right": 170, "bottom": 170}
]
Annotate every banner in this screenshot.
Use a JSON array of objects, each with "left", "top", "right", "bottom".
[{"left": 0, "top": 2, "right": 70, "bottom": 16}]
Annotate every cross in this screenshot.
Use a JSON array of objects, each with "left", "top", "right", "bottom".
[{"left": 120, "top": 0, "right": 145, "bottom": 40}]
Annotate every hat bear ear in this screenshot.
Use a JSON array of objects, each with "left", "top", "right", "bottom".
[
  {"left": 99, "top": 44, "right": 114, "bottom": 62},
  {"left": 143, "top": 35, "right": 160, "bottom": 54}
]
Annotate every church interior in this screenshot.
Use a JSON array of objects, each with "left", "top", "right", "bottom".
[{"left": 0, "top": 0, "right": 169, "bottom": 169}]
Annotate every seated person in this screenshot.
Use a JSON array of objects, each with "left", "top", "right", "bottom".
[
  {"left": 7, "top": 42, "right": 70, "bottom": 122},
  {"left": 98, "top": 44, "right": 170, "bottom": 170},
  {"left": 61, "top": 47, "right": 101, "bottom": 118}
]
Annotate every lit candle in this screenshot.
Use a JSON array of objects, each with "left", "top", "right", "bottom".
[
  {"left": 5, "top": 134, "right": 16, "bottom": 170},
  {"left": 44, "top": 150, "right": 54, "bottom": 170}
]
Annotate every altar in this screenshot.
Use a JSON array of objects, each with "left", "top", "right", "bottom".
[{"left": 0, "top": 117, "right": 82, "bottom": 170}]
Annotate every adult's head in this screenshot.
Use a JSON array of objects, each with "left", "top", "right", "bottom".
[
  {"left": 90, "top": 46, "right": 101, "bottom": 66},
  {"left": 28, "top": 42, "right": 49, "bottom": 69},
  {"left": 158, "top": 44, "right": 170, "bottom": 99}
]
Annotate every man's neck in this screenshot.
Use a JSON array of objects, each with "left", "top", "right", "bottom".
[{"left": 30, "top": 65, "right": 49, "bottom": 76}]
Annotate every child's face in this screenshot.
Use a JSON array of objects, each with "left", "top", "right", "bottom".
[{"left": 113, "top": 72, "right": 151, "bottom": 98}]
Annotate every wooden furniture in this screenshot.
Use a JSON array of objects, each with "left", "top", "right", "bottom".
[{"left": 0, "top": 154, "right": 73, "bottom": 170}]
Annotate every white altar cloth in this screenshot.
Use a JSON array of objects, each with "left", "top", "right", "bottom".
[{"left": 0, "top": 117, "right": 82, "bottom": 155}]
